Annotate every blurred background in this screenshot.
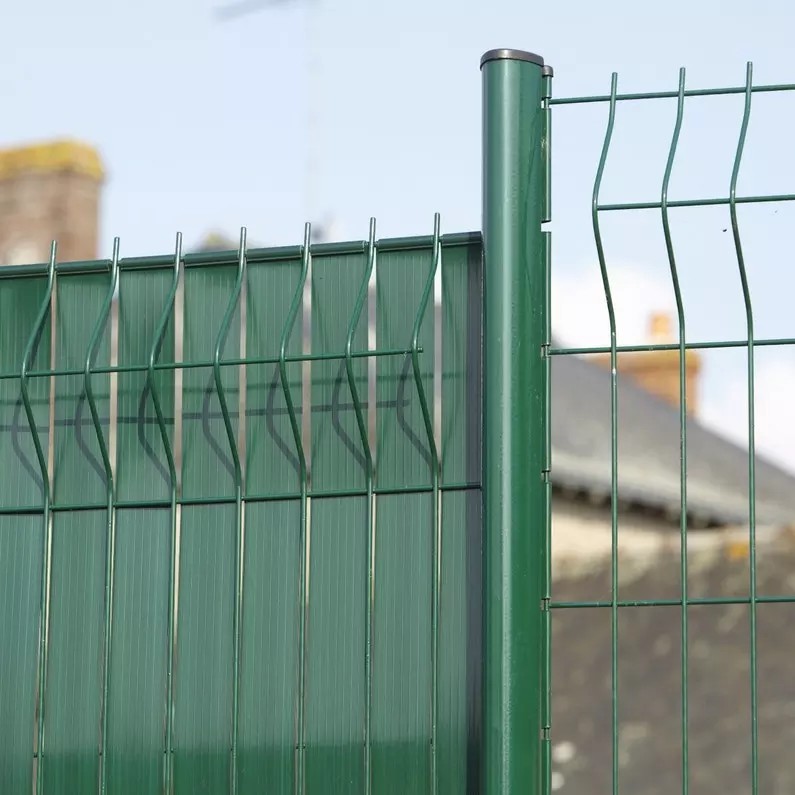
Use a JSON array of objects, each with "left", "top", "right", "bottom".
[
  {"left": 2, "top": 0, "right": 794, "bottom": 472},
  {"left": 3, "top": 3, "right": 795, "bottom": 793}
]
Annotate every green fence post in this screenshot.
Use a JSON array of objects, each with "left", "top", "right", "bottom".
[{"left": 481, "top": 47, "right": 548, "bottom": 795}]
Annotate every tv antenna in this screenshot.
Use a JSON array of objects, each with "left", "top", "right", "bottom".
[{"left": 216, "top": 0, "right": 328, "bottom": 239}]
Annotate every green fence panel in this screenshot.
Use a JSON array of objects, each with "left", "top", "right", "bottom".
[
  {"left": 45, "top": 271, "right": 112, "bottom": 792},
  {"left": 441, "top": 238, "right": 482, "bottom": 488},
  {"left": 545, "top": 56, "right": 795, "bottom": 795},
  {"left": 106, "top": 264, "right": 176, "bottom": 794},
  {"left": 0, "top": 514, "right": 42, "bottom": 793},
  {"left": 106, "top": 509, "right": 170, "bottom": 794},
  {"left": 238, "top": 250, "right": 306, "bottom": 791},
  {"left": 245, "top": 252, "right": 304, "bottom": 498},
  {"left": 44, "top": 510, "right": 106, "bottom": 792},
  {"left": 439, "top": 236, "right": 483, "bottom": 794},
  {"left": 0, "top": 274, "right": 50, "bottom": 794},
  {"left": 52, "top": 271, "right": 112, "bottom": 506},
  {"left": 238, "top": 500, "right": 300, "bottom": 793},
  {"left": 0, "top": 229, "right": 485, "bottom": 795},
  {"left": 180, "top": 263, "right": 240, "bottom": 500},
  {"left": 371, "top": 492, "right": 433, "bottom": 793},
  {"left": 437, "top": 489, "right": 482, "bottom": 794},
  {"left": 305, "top": 495, "right": 367, "bottom": 794},
  {"left": 174, "top": 503, "right": 235, "bottom": 794},
  {"left": 310, "top": 248, "right": 368, "bottom": 493},
  {"left": 174, "top": 261, "right": 240, "bottom": 793},
  {"left": 376, "top": 246, "right": 434, "bottom": 491},
  {"left": 116, "top": 266, "right": 176, "bottom": 503}
]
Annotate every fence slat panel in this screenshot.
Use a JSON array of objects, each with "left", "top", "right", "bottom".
[
  {"left": 116, "top": 267, "right": 175, "bottom": 503},
  {"left": 372, "top": 492, "right": 433, "bottom": 793},
  {"left": 441, "top": 240, "right": 482, "bottom": 487},
  {"left": 174, "top": 262, "right": 240, "bottom": 793},
  {"left": 0, "top": 275, "right": 50, "bottom": 793},
  {"left": 245, "top": 254, "right": 303, "bottom": 498},
  {"left": 305, "top": 496, "right": 366, "bottom": 794},
  {"left": 46, "top": 272, "right": 111, "bottom": 790},
  {"left": 45, "top": 511, "right": 105, "bottom": 791},
  {"left": 437, "top": 489, "right": 482, "bottom": 795},
  {"left": 107, "top": 266, "right": 176, "bottom": 794},
  {"left": 376, "top": 248, "right": 434, "bottom": 490},
  {"left": 239, "top": 500, "right": 300, "bottom": 792},
  {"left": 310, "top": 249, "right": 368, "bottom": 493}
]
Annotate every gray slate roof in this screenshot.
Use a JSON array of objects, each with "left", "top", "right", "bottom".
[{"left": 551, "top": 350, "right": 795, "bottom": 528}]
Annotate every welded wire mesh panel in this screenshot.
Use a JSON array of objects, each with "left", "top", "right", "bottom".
[
  {"left": 547, "top": 65, "right": 795, "bottom": 795},
  {"left": 0, "top": 224, "right": 483, "bottom": 795}
]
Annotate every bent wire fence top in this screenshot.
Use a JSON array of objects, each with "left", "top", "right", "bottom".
[
  {"left": 0, "top": 222, "right": 484, "bottom": 795},
  {"left": 548, "top": 61, "right": 795, "bottom": 795}
]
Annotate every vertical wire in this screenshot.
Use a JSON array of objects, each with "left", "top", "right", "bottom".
[
  {"left": 660, "top": 67, "right": 689, "bottom": 795},
  {"left": 147, "top": 234, "right": 182, "bottom": 795},
  {"left": 729, "top": 61, "right": 758, "bottom": 795},
  {"left": 87, "top": 239, "right": 121, "bottom": 795},
  {"left": 344, "top": 219, "right": 377, "bottom": 794},
  {"left": 212, "top": 228, "right": 247, "bottom": 795},
  {"left": 410, "top": 214, "right": 443, "bottom": 794},
  {"left": 591, "top": 72, "right": 619, "bottom": 795},
  {"left": 22, "top": 242, "right": 56, "bottom": 795},
  {"left": 280, "top": 224, "right": 311, "bottom": 795}
]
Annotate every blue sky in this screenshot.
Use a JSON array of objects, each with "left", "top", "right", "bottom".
[{"left": 3, "top": 0, "right": 795, "bottom": 470}]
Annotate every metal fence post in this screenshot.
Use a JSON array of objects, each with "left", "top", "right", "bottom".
[{"left": 481, "top": 47, "right": 548, "bottom": 795}]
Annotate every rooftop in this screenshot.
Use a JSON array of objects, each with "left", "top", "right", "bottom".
[{"left": 0, "top": 139, "right": 104, "bottom": 181}]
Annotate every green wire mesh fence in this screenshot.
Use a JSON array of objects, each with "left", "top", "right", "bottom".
[
  {"left": 548, "top": 62, "right": 795, "bottom": 795},
  {"left": 4, "top": 49, "right": 795, "bottom": 795},
  {"left": 0, "top": 220, "right": 484, "bottom": 795}
]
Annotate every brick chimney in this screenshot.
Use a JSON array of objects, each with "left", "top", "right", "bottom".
[
  {"left": 0, "top": 139, "right": 104, "bottom": 265},
  {"left": 595, "top": 312, "right": 702, "bottom": 416}
]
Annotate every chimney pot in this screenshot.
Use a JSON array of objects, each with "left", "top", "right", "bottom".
[{"left": 650, "top": 312, "right": 673, "bottom": 342}]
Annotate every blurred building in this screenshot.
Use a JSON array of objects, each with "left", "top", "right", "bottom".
[{"left": 0, "top": 139, "right": 103, "bottom": 265}]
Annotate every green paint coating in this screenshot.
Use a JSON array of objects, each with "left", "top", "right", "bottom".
[{"left": 481, "top": 52, "right": 547, "bottom": 795}]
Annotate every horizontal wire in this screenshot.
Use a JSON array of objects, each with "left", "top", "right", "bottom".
[
  {"left": 550, "top": 336, "right": 795, "bottom": 356},
  {"left": 550, "top": 81, "right": 795, "bottom": 106},
  {"left": 598, "top": 192, "right": 795, "bottom": 211},
  {"left": 0, "top": 481, "right": 481, "bottom": 514},
  {"left": 551, "top": 595, "right": 795, "bottom": 609},
  {"left": 3, "top": 347, "right": 422, "bottom": 381}
]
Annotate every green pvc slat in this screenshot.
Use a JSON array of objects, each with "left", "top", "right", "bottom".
[
  {"left": 238, "top": 500, "right": 300, "bottom": 793},
  {"left": 173, "top": 504, "right": 235, "bottom": 794},
  {"left": 0, "top": 276, "right": 50, "bottom": 508},
  {"left": 245, "top": 256, "right": 303, "bottom": 497},
  {"left": 441, "top": 241, "right": 482, "bottom": 487},
  {"left": 106, "top": 508, "right": 170, "bottom": 794},
  {"left": 310, "top": 251, "right": 368, "bottom": 493},
  {"left": 376, "top": 248, "right": 434, "bottom": 490},
  {"left": 175, "top": 263, "right": 239, "bottom": 792},
  {"left": 181, "top": 264, "right": 240, "bottom": 500},
  {"left": 305, "top": 496, "right": 366, "bottom": 794},
  {"left": 105, "top": 268, "right": 174, "bottom": 793},
  {"left": 0, "top": 276, "right": 50, "bottom": 792},
  {"left": 0, "top": 516, "right": 42, "bottom": 793},
  {"left": 438, "top": 489, "right": 482, "bottom": 794},
  {"left": 44, "top": 510, "right": 106, "bottom": 792},
  {"left": 53, "top": 272, "right": 111, "bottom": 506},
  {"left": 45, "top": 272, "right": 111, "bottom": 790},
  {"left": 116, "top": 267, "right": 175, "bottom": 503},
  {"left": 372, "top": 492, "right": 433, "bottom": 793}
]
